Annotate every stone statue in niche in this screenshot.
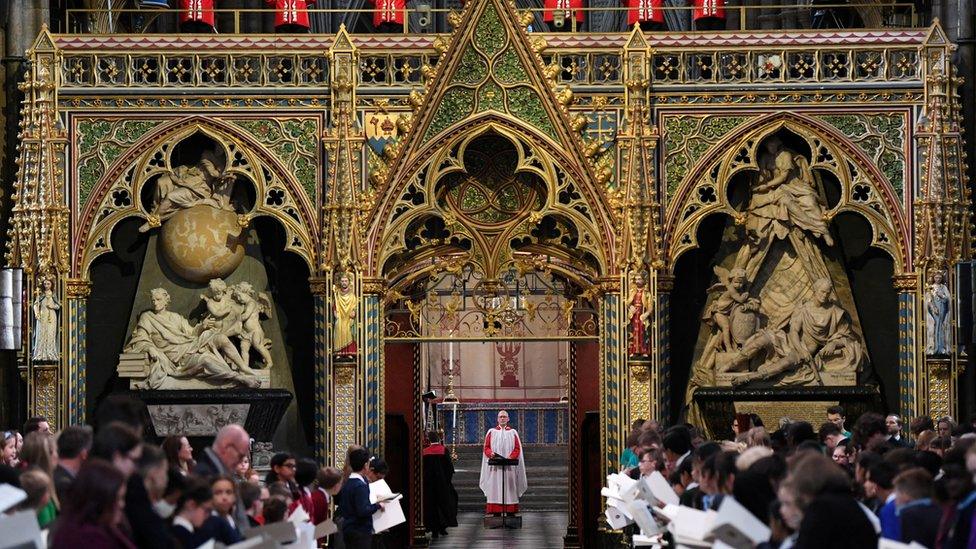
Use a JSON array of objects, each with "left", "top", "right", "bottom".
[
  {"left": 925, "top": 270, "right": 951, "bottom": 355},
  {"left": 686, "top": 133, "right": 867, "bottom": 394},
  {"left": 729, "top": 278, "right": 864, "bottom": 386},
  {"left": 703, "top": 267, "right": 760, "bottom": 354},
  {"left": 123, "top": 287, "right": 262, "bottom": 390},
  {"left": 333, "top": 272, "right": 358, "bottom": 359},
  {"left": 31, "top": 278, "right": 61, "bottom": 362},
  {"left": 627, "top": 272, "right": 652, "bottom": 356},
  {"left": 139, "top": 150, "right": 236, "bottom": 233}
]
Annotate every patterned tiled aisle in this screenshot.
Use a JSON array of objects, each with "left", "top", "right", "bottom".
[{"left": 429, "top": 512, "right": 570, "bottom": 549}]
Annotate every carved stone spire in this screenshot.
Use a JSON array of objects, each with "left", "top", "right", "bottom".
[
  {"left": 322, "top": 26, "right": 368, "bottom": 273},
  {"left": 914, "top": 21, "right": 972, "bottom": 274},
  {"left": 5, "top": 27, "right": 68, "bottom": 277}
]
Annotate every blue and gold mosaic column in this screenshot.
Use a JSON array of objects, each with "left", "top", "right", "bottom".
[
  {"left": 600, "top": 278, "right": 627, "bottom": 476},
  {"left": 310, "top": 278, "right": 330, "bottom": 462},
  {"left": 657, "top": 275, "right": 673, "bottom": 423},
  {"left": 893, "top": 275, "right": 918, "bottom": 418},
  {"left": 64, "top": 279, "right": 90, "bottom": 427},
  {"left": 362, "top": 285, "right": 385, "bottom": 454}
]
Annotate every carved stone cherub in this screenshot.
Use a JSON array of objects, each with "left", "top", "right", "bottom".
[
  {"left": 703, "top": 266, "right": 760, "bottom": 353},
  {"left": 231, "top": 282, "right": 274, "bottom": 368}
]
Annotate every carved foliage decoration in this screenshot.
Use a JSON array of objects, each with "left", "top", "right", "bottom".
[
  {"left": 664, "top": 114, "right": 910, "bottom": 274},
  {"left": 376, "top": 125, "right": 606, "bottom": 287},
  {"left": 76, "top": 119, "right": 317, "bottom": 276},
  {"left": 76, "top": 119, "right": 163, "bottom": 209},
  {"left": 230, "top": 118, "right": 320, "bottom": 204},
  {"left": 817, "top": 113, "right": 907, "bottom": 199},
  {"left": 662, "top": 114, "right": 752, "bottom": 200}
]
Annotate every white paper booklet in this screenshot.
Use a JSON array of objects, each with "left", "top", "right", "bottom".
[{"left": 708, "top": 496, "right": 771, "bottom": 549}]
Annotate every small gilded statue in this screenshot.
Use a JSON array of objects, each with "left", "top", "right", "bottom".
[
  {"left": 333, "top": 272, "right": 358, "bottom": 359},
  {"left": 627, "top": 272, "right": 652, "bottom": 356},
  {"left": 925, "top": 270, "right": 951, "bottom": 356},
  {"left": 31, "top": 278, "right": 61, "bottom": 362}
]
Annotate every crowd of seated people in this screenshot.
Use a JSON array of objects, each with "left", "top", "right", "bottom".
[
  {"left": 616, "top": 406, "right": 976, "bottom": 548},
  {"left": 0, "top": 402, "right": 405, "bottom": 548}
]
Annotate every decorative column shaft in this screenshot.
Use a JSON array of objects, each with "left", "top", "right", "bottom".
[
  {"left": 657, "top": 275, "right": 674, "bottom": 423},
  {"left": 310, "top": 277, "right": 330, "bottom": 462},
  {"left": 600, "top": 280, "right": 626, "bottom": 476},
  {"left": 362, "top": 286, "right": 384, "bottom": 454},
  {"left": 64, "top": 278, "right": 90, "bottom": 426}
]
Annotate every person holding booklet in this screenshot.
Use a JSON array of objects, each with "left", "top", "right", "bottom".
[{"left": 336, "top": 447, "right": 385, "bottom": 549}]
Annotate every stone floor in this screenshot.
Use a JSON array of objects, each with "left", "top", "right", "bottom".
[{"left": 428, "top": 511, "right": 569, "bottom": 548}]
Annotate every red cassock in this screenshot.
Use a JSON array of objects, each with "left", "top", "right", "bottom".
[
  {"left": 370, "top": 0, "right": 406, "bottom": 26},
  {"left": 543, "top": 0, "right": 584, "bottom": 23},
  {"left": 626, "top": 0, "right": 664, "bottom": 25},
  {"left": 265, "top": 0, "right": 315, "bottom": 29},
  {"left": 179, "top": 0, "right": 215, "bottom": 26},
  {"left": 693, "top": 0, "right": 725, "bottom": 20}
]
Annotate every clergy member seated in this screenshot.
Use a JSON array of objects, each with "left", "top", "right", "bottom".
[{"left": 479, "top": 411, "right": 528, "bottom": 517}]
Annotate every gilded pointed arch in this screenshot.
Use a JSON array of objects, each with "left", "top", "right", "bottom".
[
  {"left": 366, "top": 0, "right": 616, "bottom": 279},
  {"left": 663, "top": 112, "right": 911, "bottom": 274}
]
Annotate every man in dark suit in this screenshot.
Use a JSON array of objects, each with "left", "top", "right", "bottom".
[
  {"left": 193, "top": 424, "right": 251, "bottom": 535},
  {"left": 337, "top": 447, "right": 385, "bottom": 549},
  {"left": 53, "top": 425, "right": 92, "bottom": 503},
  {"left": 885, "top": 415, "right": 913, "bottom": 448}
]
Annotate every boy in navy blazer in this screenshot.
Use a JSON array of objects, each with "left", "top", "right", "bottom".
[{"left": 337, "top": 447, "right": 386, "bottom": 549}]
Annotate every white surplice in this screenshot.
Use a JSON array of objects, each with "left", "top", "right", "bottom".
[{"left": 478, "top": 426, "right": 528, "bottom": 505}]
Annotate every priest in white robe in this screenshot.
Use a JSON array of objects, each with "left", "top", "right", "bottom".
[{"left": 479, "top": 410, "right": 528, "bottom": 515}]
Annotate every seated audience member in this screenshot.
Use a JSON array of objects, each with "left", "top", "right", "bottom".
[
  {"left": 266, "top": 452, "right": 301, "bottom": 501},
  {"left": 890, "top": 467, "right": 941, "bottom": 547},
  {"left": 866, "top": 461, "right": 898, "bottom": 535},
  {"left": 293, "top": 457, "right": 318, "bottom": 515},
  {"left": 156, "top": 467, "right": 188, "bottom": 520},
  {"left": 240, "top": 481, "right": 268, "bottom": 528},
  {"left": 50, "top": 459, "right": 136, "bottom": 549},
  {"left": 19, "top": 431, "right": 59, "bottom": 526},
  {"left": 17, "top": 469, "right": 54, "bottom": 528},
  {"left": 312, "top": 466, "right": 343, "bottom": 525},
  {"left": 910, "top": 416, "right": 935, "bottom": 438},
  {"left": 262, "top": 495, "right": 289, "bottom": 524},
  {"left": 92, "top": 422, "right": 143, "bottom": 479},
  {"left": 620, "top": 429, "right": 641, "bottom": 470},
  {"left": 201, "top": 475, "right": 243, "bottom": 545},
  {"left": 886, "top": 414, "right": 912, "bottom": 448},
  {"left": 854, "top": 412, "right": 890, "bottom": 453},
  {"left": 818, "top": 422, "right": 845, "bottom": 453},
  {"left": 124, "top": 445, "right": 174, "bottom": 549},
  {"left": 662, "top": 426, "right": 692, "bottom": 474},
  {"left": 779, "top": 453, "right": 878, "bottom": 548},
  {"left": 54, "top": 425, "right": 92, "bottom": 503},
  {"left": 1, "top": 429, "right": 18, "bottom": 467},
  {"left": 23, "top": 416, "right": 51, "bottom": 437},
  {"left": 171, "top": 477, "right": 214, "bottom": 549},
  {"left": 162, "top": 436, "right": 194, "bottom": 476},
  {"left": 268, "top": 480, "right": 294, "bottom": 508}
]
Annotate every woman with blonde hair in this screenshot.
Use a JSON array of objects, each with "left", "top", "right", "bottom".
[{"left": 20, "top": 431, "right": 59, "bottom": 527}]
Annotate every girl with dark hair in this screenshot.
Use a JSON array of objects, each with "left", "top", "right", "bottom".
[
  {"left": 265, "top": 452, "right": 302, "bottom": 505},
  {"left": 49, "top": 459, "right": 135, "bottom": 549},
  {"left": 162, "top": 436, "right": 194, "bottom": 476}
]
